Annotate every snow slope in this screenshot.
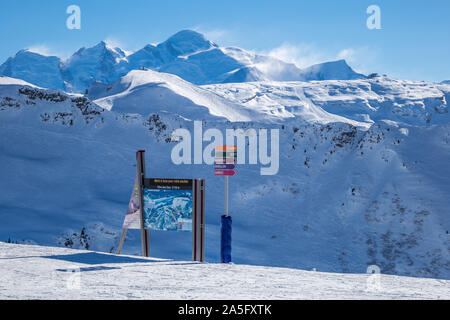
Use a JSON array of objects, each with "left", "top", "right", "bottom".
[
  {"left": 89, "top": 69, "right": 369, "bottom": 127},
  {"left": 1, "top": 243, "right": 449, "bottom": 299},
  {"left": 89, "top": 70, "right": 265, "bottom": 122},
  {"left": 0, "top": 76, "right": 449, "bottom": 280},
  {"left": 0, "top": 30, "right": 366, "bottom": 92},
  {"left": 0, "top": 75, "right": 39, "bottom": 87},
  {"left": 204, "top": 78, "right": 450, "bottom": 126}
]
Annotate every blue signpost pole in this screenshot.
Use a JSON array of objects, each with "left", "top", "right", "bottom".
[
  {"left": 216, "top": 146, "right": 235, "bottom": 263},
  {"left": 221, "top": 215, "right": 232, "bottom": 263},
  {"left": 221, "top": 175, "right": 232, "bottom": 263}
]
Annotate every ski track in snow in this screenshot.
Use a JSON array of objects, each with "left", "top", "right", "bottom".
[{"left": 0, "top": 243, "right": 449, "bottom": 300}]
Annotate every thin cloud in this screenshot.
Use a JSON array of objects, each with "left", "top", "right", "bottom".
[
  {"left": 25, "top": 44, "right": 77, "bottom": 60},
  {"left": 105, "top": 37, "right": 135, "bottom": 55},
  {"left": 27, "top": 45, "right": 60, "bottom": 57},
  {"left": 262, "top": 42, "right": 379, "bottom": 73},
  {"left": 336, "top": 47, "right": 378, "bottom": 74},
  {"left": 104, "top": 37, "right": 123, "bottom": 49},
  {"left": 191, "top": 26, "right": 231, "bottom": 45},
  {"left": 262, "top": 42, "right": 328, "bottom": 69}
]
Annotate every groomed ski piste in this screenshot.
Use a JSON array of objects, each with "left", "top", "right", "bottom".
[{"left": 1, "top": 242, "right": 449, "bottom": 300}]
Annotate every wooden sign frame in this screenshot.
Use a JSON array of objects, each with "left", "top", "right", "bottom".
[{"left": 117, "top": 150, "right": 205, "bottom": 262}]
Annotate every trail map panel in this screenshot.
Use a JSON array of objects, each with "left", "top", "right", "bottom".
[{"left": 142, "top": 179, "right": 193, "bottom": 232}]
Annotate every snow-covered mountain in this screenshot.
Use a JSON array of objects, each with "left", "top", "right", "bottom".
[
  {"left": 0, "top": 30, "right": 366, "bottom": 92},
  {"left": 62, "top": 41, "right": 129, "bottom": 93},
  {"left": 1, "top": 72, "right": 449, "bottom": 279},
  {"left": 297, "top": 59, "right": 365, "bottom": 81},
  {"left": 0, "top": 50, "right": 65, "bottom": 90},
  {"left": 204, "top": 77, "right": 450, "bottom": 126}
]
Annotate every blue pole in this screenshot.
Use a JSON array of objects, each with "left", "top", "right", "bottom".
[{"left": 221, "top": 215, "right": 232, "bottom": 263}]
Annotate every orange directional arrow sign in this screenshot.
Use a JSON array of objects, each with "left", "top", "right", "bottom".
[{"left": 215, "top": 145, "right": 237, "bottom": 152}]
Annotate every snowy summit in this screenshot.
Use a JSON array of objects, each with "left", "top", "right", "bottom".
[{"left": 0, "top": 30, "right": 365, "bottom": 92}]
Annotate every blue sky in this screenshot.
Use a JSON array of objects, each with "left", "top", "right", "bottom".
[{"left": 0, "top": 0, "right": 448, "bottom": 82}]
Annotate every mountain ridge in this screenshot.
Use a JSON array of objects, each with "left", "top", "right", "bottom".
[{"left": 0, "top": 30, "right": 366, "bottom": 92}]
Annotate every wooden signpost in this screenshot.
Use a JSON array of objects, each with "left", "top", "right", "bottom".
[
  {"left": 117, "top": 150, "right": 205, "bottom": 262},
  {"left": 117, "top": 150, "right": 148, "bottom": 256},
  {"left": 214, "top": 145, "right": 237, "bottom": 216},
  {"left": 215, "top": 146, "right": 236, "bottom": 263},
  {"left": 137, "top": 150, "right": 150, "bottom": 257}
]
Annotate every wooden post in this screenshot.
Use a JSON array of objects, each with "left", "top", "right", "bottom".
[
  {"left": 116, "top": 228, "right": 127, "bottom": 254},
  {"left": 200, "top": 179, "right": 205, "bottom": 262},
  {"left": 192, "top": 180, "right": 197, "bottom": 261},
  {"left": 224, "top": 176, "right": 229, "bottom": 216},
  {"left": 136, "top": 150, "right": 150, "bottom": 257},
  {"left": 192, "top": 179, "right": 205, "bottom": 262}
]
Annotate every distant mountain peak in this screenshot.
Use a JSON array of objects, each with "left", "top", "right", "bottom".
[
  {"left": 166, "top": 29, "right": 213, "bottom": 44},
  {"left": 0, "top": 30, "right": 366, "bottom": 91},
  {"left": 160, "top": 29, "right": 217, "bottom": 56},
  {"left": 18, "top": 49, "right": 38, "bottom": 56},
  {"left": 310, "top": 59, "right": 351, "bottom": 69},
  {"left": 95, "top": 40, "right": 107, "bottom": 47},
  {"left": 72, "top": 41, "right": 123, "bottom": 56},
  {"left": 299, "top": 59, "right": 365, "bottom": 81},
  {"left": 334, "top": 59, "right": 348, "bottom": 64},
  {"left": 14, "top": 49, "right": 56, "bottom": 59}
]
